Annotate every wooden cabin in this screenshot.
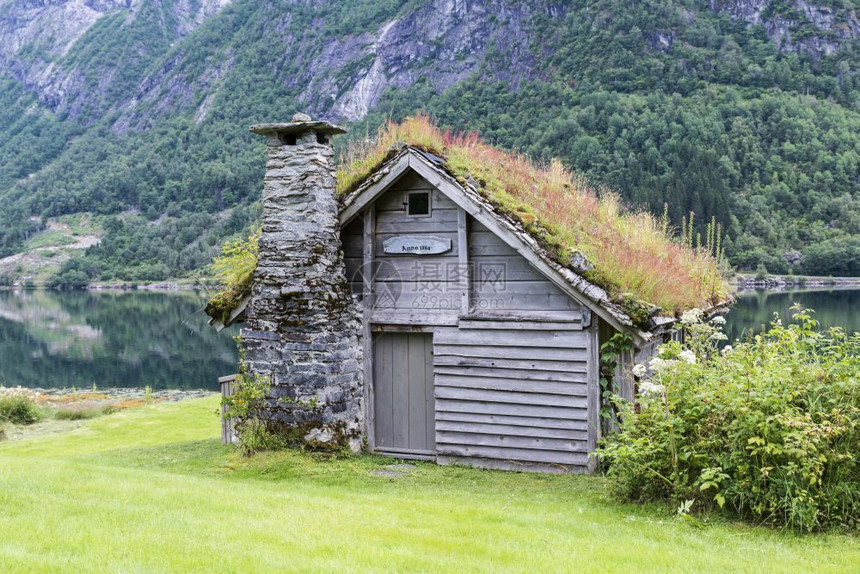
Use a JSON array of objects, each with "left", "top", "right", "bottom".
[
  {"left": 336, "top": 147, "right": 671, "bottom": 472},
  {"left": 214, "top": 118, "right": 679, "bottom": 474}
]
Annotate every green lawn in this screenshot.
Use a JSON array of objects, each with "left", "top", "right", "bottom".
[{"left": 0, "top": 397, "right": 857, "bottom": 573}]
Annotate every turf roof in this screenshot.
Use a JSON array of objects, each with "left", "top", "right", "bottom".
[{"left": 336, "top": 116, "right": 730, "bottom": 317}]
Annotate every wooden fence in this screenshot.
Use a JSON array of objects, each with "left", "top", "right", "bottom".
[{"left": 219, "top": 374, "right": 237, "bottom": 445}]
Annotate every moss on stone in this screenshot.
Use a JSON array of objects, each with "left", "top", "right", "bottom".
[{"left": 204, "top": 281, "right": 252, "bottom": 325}]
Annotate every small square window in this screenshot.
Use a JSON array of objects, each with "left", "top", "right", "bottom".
[{"left": 407, "top": 192, "right": 431, "bottom": 217}]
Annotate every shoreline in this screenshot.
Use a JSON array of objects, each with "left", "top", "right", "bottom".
[
  {"left": 18, "top": 387, "right": 217, "bottom": 401},
  {"left": 732, "top": 274, "right": 860, "bottom": 292},
  {"left": 1, "top": 281, "right": 214, "bottom": 293}
]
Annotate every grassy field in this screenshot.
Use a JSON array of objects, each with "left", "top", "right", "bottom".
[{"left": 0, "top": 397, "right": 857, "bottom": 573}]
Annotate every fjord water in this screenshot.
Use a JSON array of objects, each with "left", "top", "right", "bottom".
[
  {"left": 1, "top": 289, "right": 857, "bottom": 390},
  {"left": 725, "top": 288, "right": 860, "bottom": 343},
  {"left": 0, "top": 290, "right": 238, "bottom": 390}
]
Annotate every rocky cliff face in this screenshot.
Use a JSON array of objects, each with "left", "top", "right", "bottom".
[
  {"left": 108, "top": 0, "right": 564, "bottom": 131},
  {"left": 2, "top": 0, "right": 855, "bottom": 128},
  {"left": 0, "top": 0, "right": 858, "bottom": 278},
  {"left": 0, "top": 0, "right": 228, "bottom": 121},
  {"left": 301, "top": 0, "right": 560, "bottom": 122},
  {"left": 714, "top": 0, "right": 860, "bottom": 57}
]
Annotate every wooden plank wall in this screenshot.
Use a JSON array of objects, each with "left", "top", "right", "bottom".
[
  {"left": 370, "top": 172, "right": 462, "bottom": 320},
  {"left": 342, "top": 216, "right": 364, "bottom": 298},
  {"left": 433, "top": 325, "right": 592, "bottom": 472},
  {"left": 599, "top": 318, "right": 663, "bottom": 404},
  {"left": 339, "top": 169, "right": 608, "bottom": 472},
  {"left": 220, "top": 374, "right": 237, "bottom": 445},
  {"left": 469, "top": 219, "right": 581, "bottom": 317}
]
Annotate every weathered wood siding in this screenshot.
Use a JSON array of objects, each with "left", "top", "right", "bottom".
[
  {"left": 468, "top": 219, "right": 581, "bottom": 318},
  {"left": 342, "top": 216, "right": 364, "bottom": 298},
  {"left": 599, "top": 318, "right": 663, "bottom": 405},
  {"left": 342, "top": 168, "right": 606, "bottom": 472},
  {"left": 433, "top": 323, "right": 592, "bottom": 471},
  {"left": 373, "top": 331, "right": 436, "bottom": 455},
  {"left": 370, "top": 171, "right": 462, "bottom": 322},
  {"left": 220, "top": 374, "right": 237, "bottom": 445}
]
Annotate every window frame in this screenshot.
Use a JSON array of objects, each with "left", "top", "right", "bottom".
[{"left": 406, "top": 191, "right": 432, "bottom": 218}]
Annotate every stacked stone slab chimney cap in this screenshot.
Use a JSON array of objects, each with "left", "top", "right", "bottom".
[{"left": 249, "top": 112, "right": 347, "bottom": 139}]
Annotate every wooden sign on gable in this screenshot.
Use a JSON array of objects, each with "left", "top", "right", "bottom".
[{"left": 382, "top": 235, "right": 452, "bottom": 255}]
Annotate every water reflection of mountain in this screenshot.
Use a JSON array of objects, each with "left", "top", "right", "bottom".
[
  {"left": 5, "top": 289, "right": 853, "bottom": 390},
  {"left": 0, "top": 291, "right": 104, "bottom": 358},
  {"left": 726, "top": 289, "right": 860, "bottom": 343},
  {"left": 0, "top": 290, "right": 238, "bottom": 390}
]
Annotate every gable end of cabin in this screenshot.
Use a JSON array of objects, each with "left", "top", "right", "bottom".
[{"left": 341, "top": 164, "right": 651, "bottom": 473}]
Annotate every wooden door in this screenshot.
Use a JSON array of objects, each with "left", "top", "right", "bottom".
[{"left": 373, "top": 332, "right": 435, "bottom": 456}]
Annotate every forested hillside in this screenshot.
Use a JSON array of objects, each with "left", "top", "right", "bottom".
[{"left": 0, "top": 0, "right": 858, "bottom": 284}]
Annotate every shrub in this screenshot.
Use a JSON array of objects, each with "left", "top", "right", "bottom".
[
  {"left": 800, "top": 236, "right": 860, "bottom": 276},
  {"left": 0, "top": 391, "right": 43, "bottom": 426},
  {"left": 221, "top": 372, "right": 288, "bottom": 456},
  {"left": 45, "top": 257, "right": 100, "bottom": 290},
  {"left": 53, "top": 408, "right": 101, "bottom": 421},
  {"left": 598, "top": 306, "right": 860, "bottom": 531},
  {"left": 205, "top": 226, "right": 259, "bottom": 324}
]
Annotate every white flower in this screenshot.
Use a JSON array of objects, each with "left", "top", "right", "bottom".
[
  {"left": 710, "top": 332, "right": 728, "bottom": 341},
  {"left": 649, "top": 357, "right": 673, "bottom": 372},
  {"left": 710, "top": 315, "right": 726, "bottom": 326},
  {"left": 658, "top": 346, "right": 668, "bottom": 356},
  {"left": 639, "top": 381, "right": 665, "bottom": 398},
  {"left": 679, "top": 350, "right": 697, "bottom": 364},
  {"left": 680, "top": 308, "right": 704, "bottom": 325},
  {"left": 0, "top": 385, "right": 39, "bottom": 401},
  {"left": 721, "top": 345, "right": 733, "bottom": 356},
  {"left": 631, "top": 363, "right": 647, "bottom": 378}
]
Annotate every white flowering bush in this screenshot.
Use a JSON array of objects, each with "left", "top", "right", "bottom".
[
  {"left": 599, "top": 306, "right": 860, "bottom": 532},
  {"left": 679, "top": 307, "right": 704, "bottom": 325},
  {"left": 0, "top": 387, "right": 41, "bottom": 402}
]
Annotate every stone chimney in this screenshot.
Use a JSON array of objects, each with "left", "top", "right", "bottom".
[{"left": 242, "top": 113, "right": 363, "bottom": 450}]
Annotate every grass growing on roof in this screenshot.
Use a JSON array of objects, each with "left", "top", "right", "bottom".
[
  {"left": 337, "top": 116, "right": 730, "bottom": 314},
  {"left": 205, "top": 226, "right": 259, "bottom": 323}
]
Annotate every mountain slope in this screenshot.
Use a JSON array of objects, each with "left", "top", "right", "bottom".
[{"left": 0, "top": 0, "right": 858, "bottom": 283}]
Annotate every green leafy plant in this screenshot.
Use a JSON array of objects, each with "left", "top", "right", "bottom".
[
  {"left": 598, "top": 332, "right": 634, "bottom": 436},
  {"left": 221, "top": 371, "right": 288, "bottom": 456},
  {"left": 0, "top": 395, "right": 43, "bottom": 425},
  {"left": 222, "top": 338, "right": 335, "bottom": 456},
  {"left": 205, "top": 226, "right": 260, "bottom": 324},
  {"left": 599, "top": 306, "right": 860, "bottom": 531}
]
